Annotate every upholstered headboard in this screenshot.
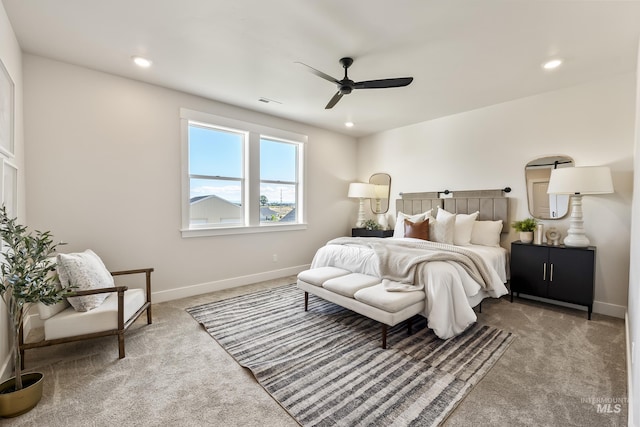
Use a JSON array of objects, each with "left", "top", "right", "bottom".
[{"left": 395, "top": 188, "right": 510, "bottom": 229}]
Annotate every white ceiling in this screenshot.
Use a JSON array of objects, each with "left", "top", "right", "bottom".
[{"left": 3, "top": 0, "right": 640, "bottom": 137}]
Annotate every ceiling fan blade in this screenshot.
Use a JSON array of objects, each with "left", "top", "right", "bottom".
[
  {"left": 353, "top": 77, "right": 414, "bottom": 89},
  {"left": 325, "top": 91, "right": 343, "bottom": 109},
  {"left": 295, "top": 61, "right": 340, "bottom": 84}
]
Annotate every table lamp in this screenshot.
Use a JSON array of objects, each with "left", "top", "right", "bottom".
[
  {"left": 547, "top": 166, "right": 613, "bottom": 247},
  {"left": 348, "top": 183, "right": 376, "bottom": 228}
]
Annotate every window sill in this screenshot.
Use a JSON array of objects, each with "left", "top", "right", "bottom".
[{"left": 181, "top": 223, "right": 308, "bottom": 238}]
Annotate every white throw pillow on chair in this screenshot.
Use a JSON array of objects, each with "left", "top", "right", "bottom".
[{"left": 56, "top": 250, "right": 115, "bottom": 312}]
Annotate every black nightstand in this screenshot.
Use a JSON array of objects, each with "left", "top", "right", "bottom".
[
  {"left": 510, "top": 240, "right": 595, "bottom": 319},
  {"left": 352, "top": 228, "right": 394, "bottom": 238}
]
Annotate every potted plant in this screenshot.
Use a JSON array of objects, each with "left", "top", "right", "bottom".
[
  {"left": 0, "top": 205, "right": 69, "bottom": 417},
  {"left": 511, "top": 217, "right": 538, "bottom": 244},
  {"left": 362, "top": 219, "right": 382, "bottom": 231}
]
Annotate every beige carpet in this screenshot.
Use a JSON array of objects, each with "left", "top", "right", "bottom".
[{"left": 4, "top": 276, "right": 627, "bottom": 426}]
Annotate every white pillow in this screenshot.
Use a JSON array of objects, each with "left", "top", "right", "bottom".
[
  {"left": 450, "top": 210, "right": 480, "bottom": 246},
  {"left": 393, "top": 210, "right": 431, "bottom": 238},
  {"left": 471, "top": 220, "right": 504, "bottom": 247},
  {"left": 57, "top": 250, "right": 115, "bottom": 312},
  {"left": 429, "top": 210, "right": 455, "bottom": 244}
]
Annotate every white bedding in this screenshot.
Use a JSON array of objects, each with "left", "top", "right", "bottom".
[{"left": 310, "top": 237, "right": 509, "bottom": 339}]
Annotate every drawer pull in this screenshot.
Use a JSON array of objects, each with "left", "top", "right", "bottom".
[
  {"left": 550, "top": 264, "right": 554, "bottom": 282},
  {"left": 543, "top": 262, "right": 546, "bottom": 281}
]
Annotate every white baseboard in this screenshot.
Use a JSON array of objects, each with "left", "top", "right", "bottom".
[
  {"left": 151, "top": 264, "right": 310, "bottom": 304},
  {"left": 594, "top": 300, "right": 627, "bottom": 319},
  {"left": 513, "top": 294, "right": 626, "bottom": 319}
]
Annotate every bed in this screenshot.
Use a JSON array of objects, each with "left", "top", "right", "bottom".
[{"left": 303, "top": 189, "right": 510, "bottom": 340}]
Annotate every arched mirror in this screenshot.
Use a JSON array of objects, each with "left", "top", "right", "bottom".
[
  {"left": 369, "top": 173, "right": 391, "bottom": 214},
  {"left": 525, "top": 155, "right": 574, "bottom": 219}
]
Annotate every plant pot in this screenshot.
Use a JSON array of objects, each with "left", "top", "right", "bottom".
[
  {"left": 519, "top": 231, "right": 534, "bottom": 244},
  {"left": 0, "top": 372, "right": 44, "bottom": 418}
]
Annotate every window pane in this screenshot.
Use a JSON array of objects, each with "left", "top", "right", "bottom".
[
  {"left": 190, "top": 125, "right": 243, "bottom": 178},
  {"left": 259, "top": 183, "right": 296, "bottom": 223},
  {"left": 190, "top": 178, "right": 242, "bottom": 225},
  {"left": 260, "top": 139, "right": 296, "bottom": 182}
]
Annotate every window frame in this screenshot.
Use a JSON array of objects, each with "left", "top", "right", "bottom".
[{"left": 180, "top": 108, "right": 307, "bottom": 237}]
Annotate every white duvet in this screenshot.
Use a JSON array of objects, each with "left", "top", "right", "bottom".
[{"left": 310, "top": 237, "right": 509, "bottom": 339}]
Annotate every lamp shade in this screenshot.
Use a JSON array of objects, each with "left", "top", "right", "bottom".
[
  {"left": 348, "top": 182, "right": 376, "bottom": 199},
  {"left": 547, "top": 166, "right": 614, "bottom": 195}
]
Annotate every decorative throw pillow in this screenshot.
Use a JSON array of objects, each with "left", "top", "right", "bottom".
[
  {"left": 404, "top": 218, "right": 429, "bottom": 240},
  {"left": 393, "top": 210, "right": 431, "bottom": 238},
  {"left": 428, "top": 210, "right": 455, "bottom": 244},
  {"left": 56, "top": 250, "right": 115, "bottom": 312},
  {"left": 471, "top": 220, "right": 504, "bottom": 247},
  {"left": 447, "top": 210, "right": 480, "bottom": 246}
]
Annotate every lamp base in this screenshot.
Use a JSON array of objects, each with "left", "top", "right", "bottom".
[
  {"left": 355, "top": 198, "right": 367, "bottom": 228},
  {"left": 563, "top": 233, "right": 590, "bottom": 248},
  {"left": 564, "top": 194, "right": 590, "bottom": 248}
]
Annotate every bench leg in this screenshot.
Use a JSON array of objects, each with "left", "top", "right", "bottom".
[
  {"left": 381, "top": 324, "right": 388, "bottom": 349},
  {"left": 304, "top": 292, "right": 309, "bottom": 311},
  {"left": 407, "top": 317, "right": 414, "bottom": 335}
]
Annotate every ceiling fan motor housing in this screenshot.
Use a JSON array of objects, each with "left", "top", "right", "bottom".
[{"left": 339, "top": 81, "right": 354, "bottom": 94}]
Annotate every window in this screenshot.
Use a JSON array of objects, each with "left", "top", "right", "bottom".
[
  {"left": 260, "top": 138, "right": 298, "bottom": 224},
  {"left": 181, "top": 109, "right": 306, "bottom": 237}
]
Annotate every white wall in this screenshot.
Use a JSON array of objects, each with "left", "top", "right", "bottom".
[
  {"left": 23, "top": 55, "right": 357, "bottom": 303},
  {"left": 626, "top": 42, "right": 640, "bottom": 427},
  {"left": 358, "top": 73, "right": 635, "bottom": 317},
  {"left": 0, "top": 2, "right": 25, "bottom": 380}
]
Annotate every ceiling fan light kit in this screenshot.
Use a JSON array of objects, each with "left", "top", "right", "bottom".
[{"left": 297, "top": 57, "right": 414, "bottom": 109}]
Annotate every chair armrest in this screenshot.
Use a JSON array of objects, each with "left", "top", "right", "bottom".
[
  {"left": 109, "top": 268, "right": 153, "bottom": 305},
  {"left": 69, "top": 286, "right": 128, "bottom": 297},
  {"left": 110, "top": 268, "right": 154, "bottom": 276}
]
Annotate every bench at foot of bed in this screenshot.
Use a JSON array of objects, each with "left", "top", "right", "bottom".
[{"left": 297, "top": 267, "right": 426, "bottom": 349}]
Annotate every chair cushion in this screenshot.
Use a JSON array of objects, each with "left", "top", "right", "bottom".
[
  {"left": 322, "top": 273, "right": 380, "bottom": 298},
  {"left": 44, "top": 288, "right": 146, "bottom": 340},
  {"left": 297, "top": 267, "right": 350, "bottom": 287},
  {"left": 57, "top": 250, "right": 115, "bottom": 312},
  {"left": 354, "top": 284, "right": 425, "bottom": 313}
]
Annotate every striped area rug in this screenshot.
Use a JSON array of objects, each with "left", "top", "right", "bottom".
[{"left": 187, "top": 284, "right": 514, "bottom": 426}]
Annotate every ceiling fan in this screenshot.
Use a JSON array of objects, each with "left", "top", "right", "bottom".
[{"left": 296, "top": 57, "right": 414, "bottom": 109}]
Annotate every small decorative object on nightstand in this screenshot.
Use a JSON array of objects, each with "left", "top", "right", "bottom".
[{"left": 545, "top": 227, "right": 561, "bottom": 246}]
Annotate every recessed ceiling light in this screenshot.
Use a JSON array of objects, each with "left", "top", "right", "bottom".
[
  {"left": 542, "top": 59, "right": 563, "bottom": 70},
  {"left": 132, "top": 56, "right": 152, "bottom": 68},
  {"left": 345, "top": 122, "right": 354, "bottom": 128}
]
